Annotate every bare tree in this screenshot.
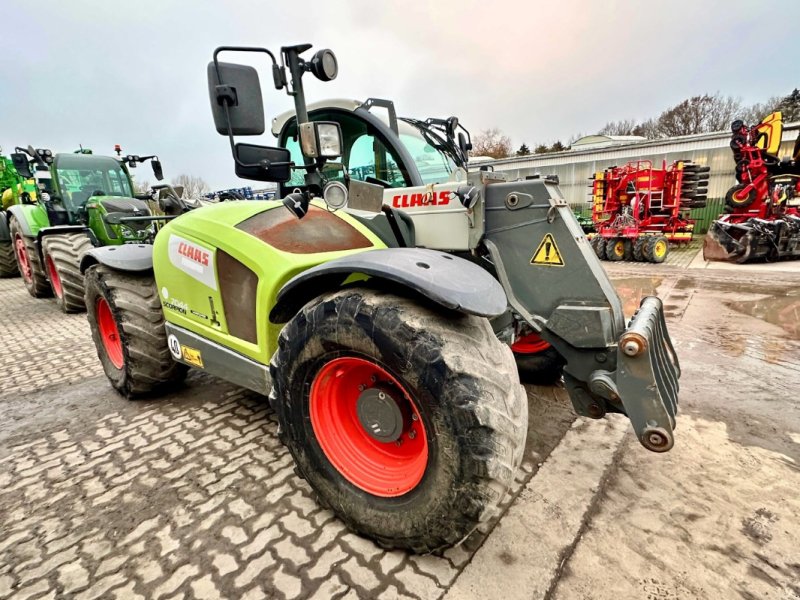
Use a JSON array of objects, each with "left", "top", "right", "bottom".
[
  {"left": 470, "top": 128, "right": 512, "bottom": 159},
  {"left": 655, "top": 93, "right": 742, "bottom": 137},
  {"left": 740, "top": 96, "right": 782, "bottom": 125},
  {"left": 131, "top": 177, "right": 150, "bottom": 194},
  {"left": 171, "top": 174, "right": 210, "bottom": 198},
  {"left": 598, "top": 119, "right": 640, "bottom": 136}
]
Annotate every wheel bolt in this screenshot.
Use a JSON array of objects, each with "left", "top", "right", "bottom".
[
  {"left": 408, "top": 429, "right": 416, "bottom": 440},
  {"left": 411, "top": 413, "right": 418, "bottom": 421},
  {"left": 358, "top": 384, "right": 366, "bottom": 392},
  {"left": 370, "top": 375, "right": 377, "bottom": 383}
]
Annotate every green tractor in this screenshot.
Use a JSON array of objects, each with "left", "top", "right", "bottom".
[
  {"left": 5, "top": 146, "right": 166, "bottom": 311},
  {"left": 81, "top": 44, "right": 680, "bottom": 552},
  {"left": 0, "top": 151, "right": 40, "bottom": 277}
]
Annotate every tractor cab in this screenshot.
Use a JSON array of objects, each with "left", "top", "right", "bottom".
[{"left": 272, "top": 99, "right": 479, "bottom": 250}]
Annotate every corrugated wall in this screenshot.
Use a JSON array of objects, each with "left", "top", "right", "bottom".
[{"left": 476, "top": 125, "right": 799, "bottom": 234}]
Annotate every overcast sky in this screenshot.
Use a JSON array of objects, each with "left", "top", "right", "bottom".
[{"left": 2, "top": 0, "right": 797, "bottom": 190}]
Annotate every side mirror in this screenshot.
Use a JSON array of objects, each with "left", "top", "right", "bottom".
[
  {"left": 299, "top": 121, "right": 343, "bottom": 159},
  {"left": 234, "top": 144, "right": 291, "bottom": 182},
  {"left": 207, "top": 62, "right": 265, "bottom": 136},
  {"left": 151, "top": 159, "right": 164, "bottom": 181},
  {"left": 11, "top": 153, "right": 32, "bottom": 178},
  {"left": 458, "top": 132, "right": 471, "bottom": 155}
]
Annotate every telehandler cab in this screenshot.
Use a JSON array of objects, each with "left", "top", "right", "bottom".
[{"left": 82, "top": 44, "right": 680, "bottom": 552}]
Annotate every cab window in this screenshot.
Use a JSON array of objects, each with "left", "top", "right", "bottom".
[{"left": 283, "top": 111, "right": 411, "bottom": 188}]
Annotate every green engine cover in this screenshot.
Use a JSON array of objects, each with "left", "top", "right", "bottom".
[{"left": 152, "top": 200, "right": 387, "bottom": 364}]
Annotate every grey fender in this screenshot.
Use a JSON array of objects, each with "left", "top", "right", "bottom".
[
  {"left": 80, "top": 243, "right": 154, "bottom": 274},
  {"left": 270, "top": 248, "right": 508, "bottom": 323},
  {"left": 6, "top": 205, "right": 33, "bottom": 236},
  {"left": 0, "top": 214, "right": 9, "bottom": 243}
]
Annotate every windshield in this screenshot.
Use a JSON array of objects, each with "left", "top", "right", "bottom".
[
  {"left": 281, "top": 109, "right": 458, "bottom": 188},
  {"left": 53, "top": 154, "right": 133, "bottom": 209},
  {"left": 396, "top": 120, "right": 458, "bottom": 185}
]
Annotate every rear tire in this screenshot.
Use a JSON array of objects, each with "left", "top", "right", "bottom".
[
  {"left": 9, "top": 217, "right": 51, "bottom": 298},
  {"left": 84, "top": 264, "right": 187, "bottom": 398},
  {"left": 633, "top": 237, "right": 647, "bottom": 261},
  {"left": 606, "top": 238, "right": 628, "bottom": 261},
  {"left": 271, "top": 288, "right": 527, "bottom": 552},
  {"left": 42, "top": 233, "right": 93, "bottom": 313},
  {"left": 0, "top": 240, "right": 19, "bottom": 277},
  {"left": 645, "top": 235, "right": 669, "bottom": 263},
  {"left": 591, "top": 236, "right": 607, "bottom": 260}
]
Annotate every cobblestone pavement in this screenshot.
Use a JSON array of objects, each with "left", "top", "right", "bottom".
[{"left": 0, "top": 276, "right": 575, "bottom": 599}]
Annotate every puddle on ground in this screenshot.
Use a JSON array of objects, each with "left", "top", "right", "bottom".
[
  {"left": 725, "top": 288, "right": 800, "bottom": 338},
  {"left": 610, "top": 277, "right": 663, "bottom": 318}
]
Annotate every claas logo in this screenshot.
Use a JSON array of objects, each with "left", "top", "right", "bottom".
[
  {"left": 391, "top": 191, "right": 451, "bottom": 208},
  {"left": 177, "top": 242, "right": 210, "bottom": 267}
]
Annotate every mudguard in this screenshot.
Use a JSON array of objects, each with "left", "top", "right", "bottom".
[
  {"left": 80, "top": 243, "right": 154, "bottom": 274},
  {"left": 270, "top": 247, "right": 508, "bottom": 323},
  {"left": 0, "top": 215, "right": 9, "bottom": 243},
  {"left": 6, "top": 204, "right": 39, "bottom": 237}
]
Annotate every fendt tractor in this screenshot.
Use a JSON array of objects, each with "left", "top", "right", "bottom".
[
  {"left": 0, "top": 150, "right": 38, "bottom": 277},
  {"left": 5, "top": 146, "right": 166, "bottom": 311},
  {"left": 81, "top": 44, "right": 680, "bottom": 552},
  {"left": 590, "top": 159, "right": 707, "bottom": 263},
  {"left": 704, "top": 112, "right": 800, "bottom": 263}
]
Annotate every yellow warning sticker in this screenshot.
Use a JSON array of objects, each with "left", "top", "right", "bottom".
[
  {"left": 180, "top": 345, "right": 204, "bottom": 368},
  {"left": 530, "top": 233, "right": 565, "bottom": 267}
]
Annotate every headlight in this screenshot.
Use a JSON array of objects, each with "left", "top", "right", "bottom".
[{"left": 299, "top": 121, "right": 343, "bottom": 159}]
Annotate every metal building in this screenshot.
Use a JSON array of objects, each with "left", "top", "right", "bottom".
[{"left": 473, "top": 123, "right": 800, "bottom": 233}]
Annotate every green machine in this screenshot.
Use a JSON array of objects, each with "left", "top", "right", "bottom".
[
  {"left": 0, "top": 151, "right": 40, "bottom": 277},
  {"left": 5, "top": 146, "right": 165, "bottom": 311},
  {"left": 80, "top": 44, "right": 680, "bottom": 552}
]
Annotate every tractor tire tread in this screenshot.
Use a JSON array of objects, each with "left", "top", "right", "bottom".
[
  {"left": 9, "top": 218, "right": 51, "bottom": 297},
  {"left": 0, "top": 241, "right": 19, "bottom": 278},
  {"left": 85, "top": 264, "right": 187, "bottom": 398},
  {"left": 43, "top": 233, "right": 93, "bottom": 312},
  {"left": 271, "top": 288, "right": 527, "bottom": 553}
]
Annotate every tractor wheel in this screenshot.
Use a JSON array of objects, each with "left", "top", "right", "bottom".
[
  {"left": 726, "top": 184, "right": 757, "bottom": 209},
  {"left": 646, "top": 235, "right": 669, "bottom": 263},
  {"left": 9, "top": 217, "right": 51, "bottom": 298},
  {"left": 42, "top": 233, "right": 93, "bottom": 313},
  {"left": 270, "top": 288, "right": 527, "bottom": 552},
  {"left": 0, "top": 240, "right": 19, "bottom": 278},
  {"left": 591, "top": 236, "right": 607, "bottom": 260},
  {"left": 84, "top": 264, "right": 187, "bottom": 398},
  {"left": 606, "top": 238, "right": 629, "bottom": 261},
  {"left": 511, "top": 333, "right": 565, "bottom": 385},
  {"left": 633, "top": 237, "right": 647, "bottom": 261}
]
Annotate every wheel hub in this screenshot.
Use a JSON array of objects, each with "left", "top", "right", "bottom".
[{"left": 356, "top": 387, "right": 405, "bottom": 443}]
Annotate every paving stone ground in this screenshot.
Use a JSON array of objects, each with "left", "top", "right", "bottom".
[{"left": 0, "top": 276, "right": 575, "bottom": 599}]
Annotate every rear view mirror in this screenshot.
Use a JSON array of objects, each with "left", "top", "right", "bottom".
[
  {"left": 11, "top": 153, "right": 32, "bottom": 178},
  {"left": 234, "top": 144, "right": 291, "bottom": 182},
  {"left": 207, "top": 62, "right": 265, "bottom": 136},
  {"left": 458, "top": 132, "right": 471, "bottom": 156},
  {"left": 151, "top": 159, "right": 164, "bottom": 181}
]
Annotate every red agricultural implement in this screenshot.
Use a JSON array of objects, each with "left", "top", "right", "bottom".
[
  {"left": 704, "top": 112, "right": 800, "bottom": 263},
  {"left": 590, "top": 159, "right": 706, "bottom": 263}
]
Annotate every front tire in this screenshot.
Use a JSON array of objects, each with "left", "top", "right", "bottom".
[
  {"left": 725, "top": 184, "right": 757, "bottom": 209},
  {"left": 10, "top": 217, "right": 51, "bottom": 298},
  {"left": 42, "top": 233, "right": 94, "bottom": 313},
  {"left": 0, "top": 240, "right": 19, "bottom": 277},
  {"left": 84, "top": 264, "right": 187, "bottom": 397},
  {"left": 271, "top": 288, "right": 527, "bottom": 552}
]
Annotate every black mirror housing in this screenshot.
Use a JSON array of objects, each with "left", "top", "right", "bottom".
[
  {"left": 11, "top": 153, "right": 32, "bottom": 178},
  {"left": 151, "top": 159, "right": 164, "bottom": 181},
  {"left": 207, "top": 62, "right": 265, "bottom": 136},
  {"left": 234, "top": 144, "right": 291, "bottom": 182}
]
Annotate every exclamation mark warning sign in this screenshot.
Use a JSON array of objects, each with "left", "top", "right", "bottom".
[{"left": 530, "top": 233, "right": 565, "bottom": 267}]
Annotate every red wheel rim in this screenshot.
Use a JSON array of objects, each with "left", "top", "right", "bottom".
[
  {"left": 309, "top": 357, "right": 428, "bottom": 497},
  {"left": 511, "top": 332, "right": 551, "bottom": 354},
  {"left": 46, "top": 256, "right": 63, "bottom": 298},
  {"left": 96, "top": 297, "right": 124, "bottom": 369},
  {"left": 14, "top": 234, "right": 32, "bottom": 282}
]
